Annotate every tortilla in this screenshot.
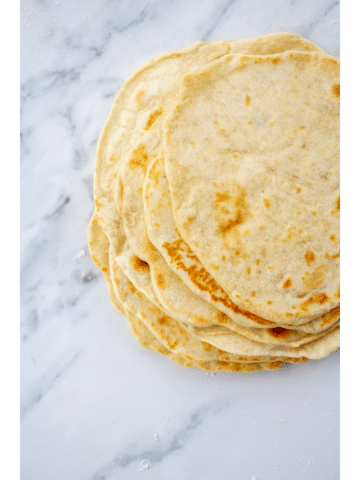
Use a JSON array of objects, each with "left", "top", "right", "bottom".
[{"left": 164, "top": 51, "right": 340, "bottom": 324}]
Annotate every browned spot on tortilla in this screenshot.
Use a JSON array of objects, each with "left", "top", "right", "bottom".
[
  {"left": 296, "top": 187, "right": 302, "bottom": 193},
  {"left": 144, "top": 107, "right": 164, "bottom": 131},
  {"left": 319, "top": 306, "right": 340, "bottom": 328},
  {"left": 144, "top": 239, "right": 159, "bottom": 260},
  {"left": 246, "top": 267, "right": 251, "bottom": 275},
  {"left": 201, "top": 341, "right": 212, "bottom": 352},
  {"left": 312, "top": 211, "right": 317, "bottom": 216},
  {"left": 330, "top": 234, "right": 336, "bottom": 242},
  {"left": 267, "top": 300, "right": 273, "bottom": 305},
  {"left": 336, "top": 195, "right": 340, "bottom": 212},
  {"left": 304, "top": 249, "right": 315, "bottom": 267},
  {"left": 272, "top": 57, "right": 281, "bottom": 64},
  {"left": 248, "top": 120, "right": 252, "bottom": 125},
  {"left": 251, "top": 291, "right": 256, "bottom": 297},
  {"left": 268, "top": 122, "right": 274, "bottom": 127},
  {"left": 268, "top": 327, "right": 291, "bottom": 339},
  {"left": 136, "top": 90, "right": 145, "bottom": 104},
  {"left": 335, "top": 286, "right": 340, "bottom": 299},
  {"left": 130, "top": 255, "right": 149, "bottom": 274},
  {"left": 109, "top": 154, "right": 117, "bottom": 162},
  {"left": 256, "top": 259, "right": 260, "bottom": 265},
  {"left": 332, "top": 84, "right": 340, "bottom": 97},
  {"left": 322, "top": 57, "right": 339, "bottom": 66},
  {"left": 216, "top": 311, "right": 230, "bottom": 324},
  {"left": 162, "top": 237, "right": 274, "bottom": 323},
  {"left": 222, "top": 255, "right": 226, "bottom": 261},
  {"left": 302, "top": 264, "right": 327, "bottom": 291},
  {"left": 215, "top": 186, "right": 249, "bottom": 236},
  {"left": 259, "top": 225, "right": 265, "bottom": 230},
  {"left": 263, "top": 198, "right": 271, "bottom": 209},
  {"left": 300, "top": 293, "right": 329, "bottom": 311},
  {"left": 94, "top": 199, "right": 102, "bottom": 208},
  {"left": 332, "top": 251, "right": 340, "bottom": 259},
  {"left": 245, "top": 95, "right": 251, "bottom": 106},
  {"left": 282, "top": 278, "right": 293, "bottom": 288},
  {"left": 156, "top": 273, "right": 167, "bottom": 290},
  {"left": 128, "top": 144, "right": 150, "bottom": 172}
]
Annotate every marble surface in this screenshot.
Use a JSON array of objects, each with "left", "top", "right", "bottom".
[{"left": 20, "top": 1, "right": 340, "bottom": 479}]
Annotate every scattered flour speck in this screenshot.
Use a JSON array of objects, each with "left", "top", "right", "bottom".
[{"left": 139, "top": 459, "right": 151, "bottom": 472}]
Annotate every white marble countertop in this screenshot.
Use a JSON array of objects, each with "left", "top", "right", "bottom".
[{"left": 20, "top": 1, "right": 340, "bottom": 479}]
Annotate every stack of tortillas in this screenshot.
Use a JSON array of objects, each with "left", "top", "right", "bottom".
[{"left": 88, "top": 33, "right": 340, "bottom": 372}]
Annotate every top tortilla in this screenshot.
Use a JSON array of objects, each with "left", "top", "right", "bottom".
[{"left": 164, "top": 51, "right": 340, "bottom": 323}]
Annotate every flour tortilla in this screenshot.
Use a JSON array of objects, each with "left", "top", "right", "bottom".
[
  {"left": 89, "top": 35, "right": 339, "bottom": 371},
  {"left": 94, "top": 34, "right": 325, "bottom": 299},
  {"left": 117, "top": 45, "right": 336, "bottom": 332},
  {"left": 164, "top": 51, "right": 340, "bottom": 324},
  {"left": 88, "top": 210, "right": 337, "bottom": 367},
  {"left": 144, "top": 155, "right": 340, "bottom": 334},
  {"left": 114, "top": 140, "right": 339, "bottom": 345}
]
